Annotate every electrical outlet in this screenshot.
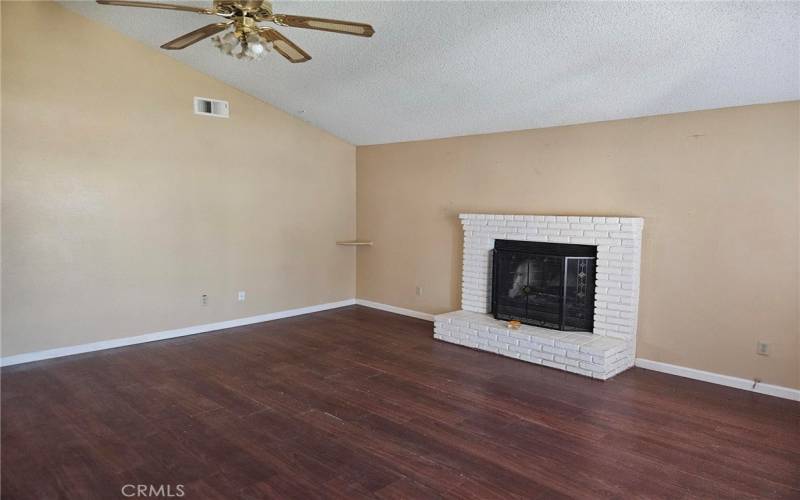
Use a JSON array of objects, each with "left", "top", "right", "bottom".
[
  {"left": 238, "top": 291, "right": 246, "bottom": 302},
  {"left": 756, "top": 341, "right": 769, "bottom": 356},
  {"left": 416, "top": 286, "right": 423, "bottom": 296},
  {"left": 201, "top": 294, "right": 208, "bottom": 306}
]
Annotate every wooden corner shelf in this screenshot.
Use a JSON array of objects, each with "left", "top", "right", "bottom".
[{"left": 336, "top": 240, "right": 373, "bottom": 246}]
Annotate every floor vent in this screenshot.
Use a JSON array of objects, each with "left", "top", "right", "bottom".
[{"left": 193, "top": 97, "right": 229, "bottom": 118}]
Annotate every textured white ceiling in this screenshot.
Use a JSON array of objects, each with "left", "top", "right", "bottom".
[{"left": 61, "top": 1, "right": 799, "bottom": 145}]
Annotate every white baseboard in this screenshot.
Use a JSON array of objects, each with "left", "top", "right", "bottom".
[
  {"left": 635, "top": 358, "right": 800, "bottom": 402},
  {"left": 0, "top": 299, "right": 356, "bottom": 367},
  {"left": 355, "top": 299, "right": 434, "bottom": 321}
]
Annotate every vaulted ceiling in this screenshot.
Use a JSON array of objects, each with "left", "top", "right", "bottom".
[{"left": 61, "top": 1, "right": 799, "bottom": 145}]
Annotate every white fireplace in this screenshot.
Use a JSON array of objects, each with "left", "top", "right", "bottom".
[{"left": 433, "top": 214, "right": 644, "bottom": 379}]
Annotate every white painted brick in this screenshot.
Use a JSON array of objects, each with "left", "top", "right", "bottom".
[
  {"left": 622, "top": 253, "right": 641, "bottom": 263},
  {"left": 518, "top": 339, "right": 543, "bottom": 351},
  {"left": 488, "top": 339, "right": 513, "bottom": 350},
  {"left": 611, "top": 231, "right": 641, "bottom": 239},
  {"left": 542, "top": 345, "right": 567, "bottom": 356},
  {"left": 610, "top": 246, "right": 635, "bottom": 254},
  {"left": 580, "top": 361, "right": 606, "bottom": 372},
  {"left": 529, "top": 335, "right": 555, "bottom": 346},
  {"left": 565, "top": 350, "right": 593, "bottom": 362},
  {"left": 478, "top": 332, "right": 497, "bottom": 340},
  {"left": 605, "top": 351, "right": 629, "bottom": 365},
  {"left": 520, "top": 354, "right": 544, "bottom": 364},
  {"left": 538, "top": 351, "right": 556, "bottom": 361},
  {"left": 542, "top": 360, "right": 567, "bottom": 370},
  {"left": 594, "top": 223, "right": 621, "bottom": 231},
  {"left": 608, "top": 273, "right": 635, "bottom": 283},
  {"left": 508, "top": 331, "right": 532, "bottom": 342},
  {"left": 606, "top": 317, "right": 634, "bottom": 327},
  {"left": 566, "top": 366, "right": 594, "bottom": 377},
  {"left": 554, "top": 356, "right": 581, "bottom": 367},
  {"left": 608, "top": 303, "right": 636, "bottom": 312}
]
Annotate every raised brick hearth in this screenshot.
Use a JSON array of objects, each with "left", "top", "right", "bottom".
[{"left": 434, "top": 213, "right": 644, "bottom": 379}]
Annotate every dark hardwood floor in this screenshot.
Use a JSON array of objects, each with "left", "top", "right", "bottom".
[{"left": 2, "top": 305, "right": 798, "bottom": 499}]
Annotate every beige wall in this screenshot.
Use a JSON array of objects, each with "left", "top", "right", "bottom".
[
  {"left": 1, "top": 1, "right": 356, "bottom": 356},
  {"left": 357, "top": 102, "right": 800, "bottom": 389}
]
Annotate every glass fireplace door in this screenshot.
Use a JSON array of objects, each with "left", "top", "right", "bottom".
[
  {"left": 562, "top": 257, "right": 595, "bottom": 331},
  {"left": 494, "top": 251, "right": 563, "bottom": 330},
  {"left": 491, "top": 240, "right": 596, "bottom": 332}
]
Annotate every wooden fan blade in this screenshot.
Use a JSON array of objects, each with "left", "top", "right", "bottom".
[
  {"left": 271, "top": 14, "right": 374, "bottom": 37},
  {"left": 96, "top": 0, "right": 214, "bottom": 15},
  {"left": 259, "top": 29, "right": 311, "bottom": 63},
  {"left": 161, "top": 22, "right": 231, "bottom": 50}
]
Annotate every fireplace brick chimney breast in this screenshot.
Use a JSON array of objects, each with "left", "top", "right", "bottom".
[{"left": 434, "top": 214, "right": 644, "bottom": 380}]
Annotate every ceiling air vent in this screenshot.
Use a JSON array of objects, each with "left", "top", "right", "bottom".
[{"left": 193, "top": 97, "right": 229, "bottom": 118}]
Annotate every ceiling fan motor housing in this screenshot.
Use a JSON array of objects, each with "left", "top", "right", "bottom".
[{"left": 213, "top": 0, "right": 273, "bottom": 20}]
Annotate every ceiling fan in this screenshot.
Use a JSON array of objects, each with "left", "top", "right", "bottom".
[{"left": 96, "top": 0, "right": 374, "bottom": 63}]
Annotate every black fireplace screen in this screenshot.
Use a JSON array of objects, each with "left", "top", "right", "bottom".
[{"left": 491, "top": 240, "right": 596, "bottom": 332}]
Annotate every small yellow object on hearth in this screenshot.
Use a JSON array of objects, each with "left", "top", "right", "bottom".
[{"left": 507, "top": 320, "right": 521, "bottom": 330}]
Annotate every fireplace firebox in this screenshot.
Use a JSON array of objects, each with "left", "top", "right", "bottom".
[{"left": 491, "top": 239, "right": 596, "bottom": 332}]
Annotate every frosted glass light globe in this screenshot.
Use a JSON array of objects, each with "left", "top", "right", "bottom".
[{"left": 249, "top": 42, "right": 264, "bottom": 55}]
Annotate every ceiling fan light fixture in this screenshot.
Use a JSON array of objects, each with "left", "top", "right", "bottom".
[
  {"left": 212, "top": 31, "right": 272, "bottom": 60},
  {"left": 244, "top": 33, "right": 270, "bottom": 57}
]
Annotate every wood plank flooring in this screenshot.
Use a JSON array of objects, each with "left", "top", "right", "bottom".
[{"left": 2, "top": 305, "right": 799, "bottom": 499}]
